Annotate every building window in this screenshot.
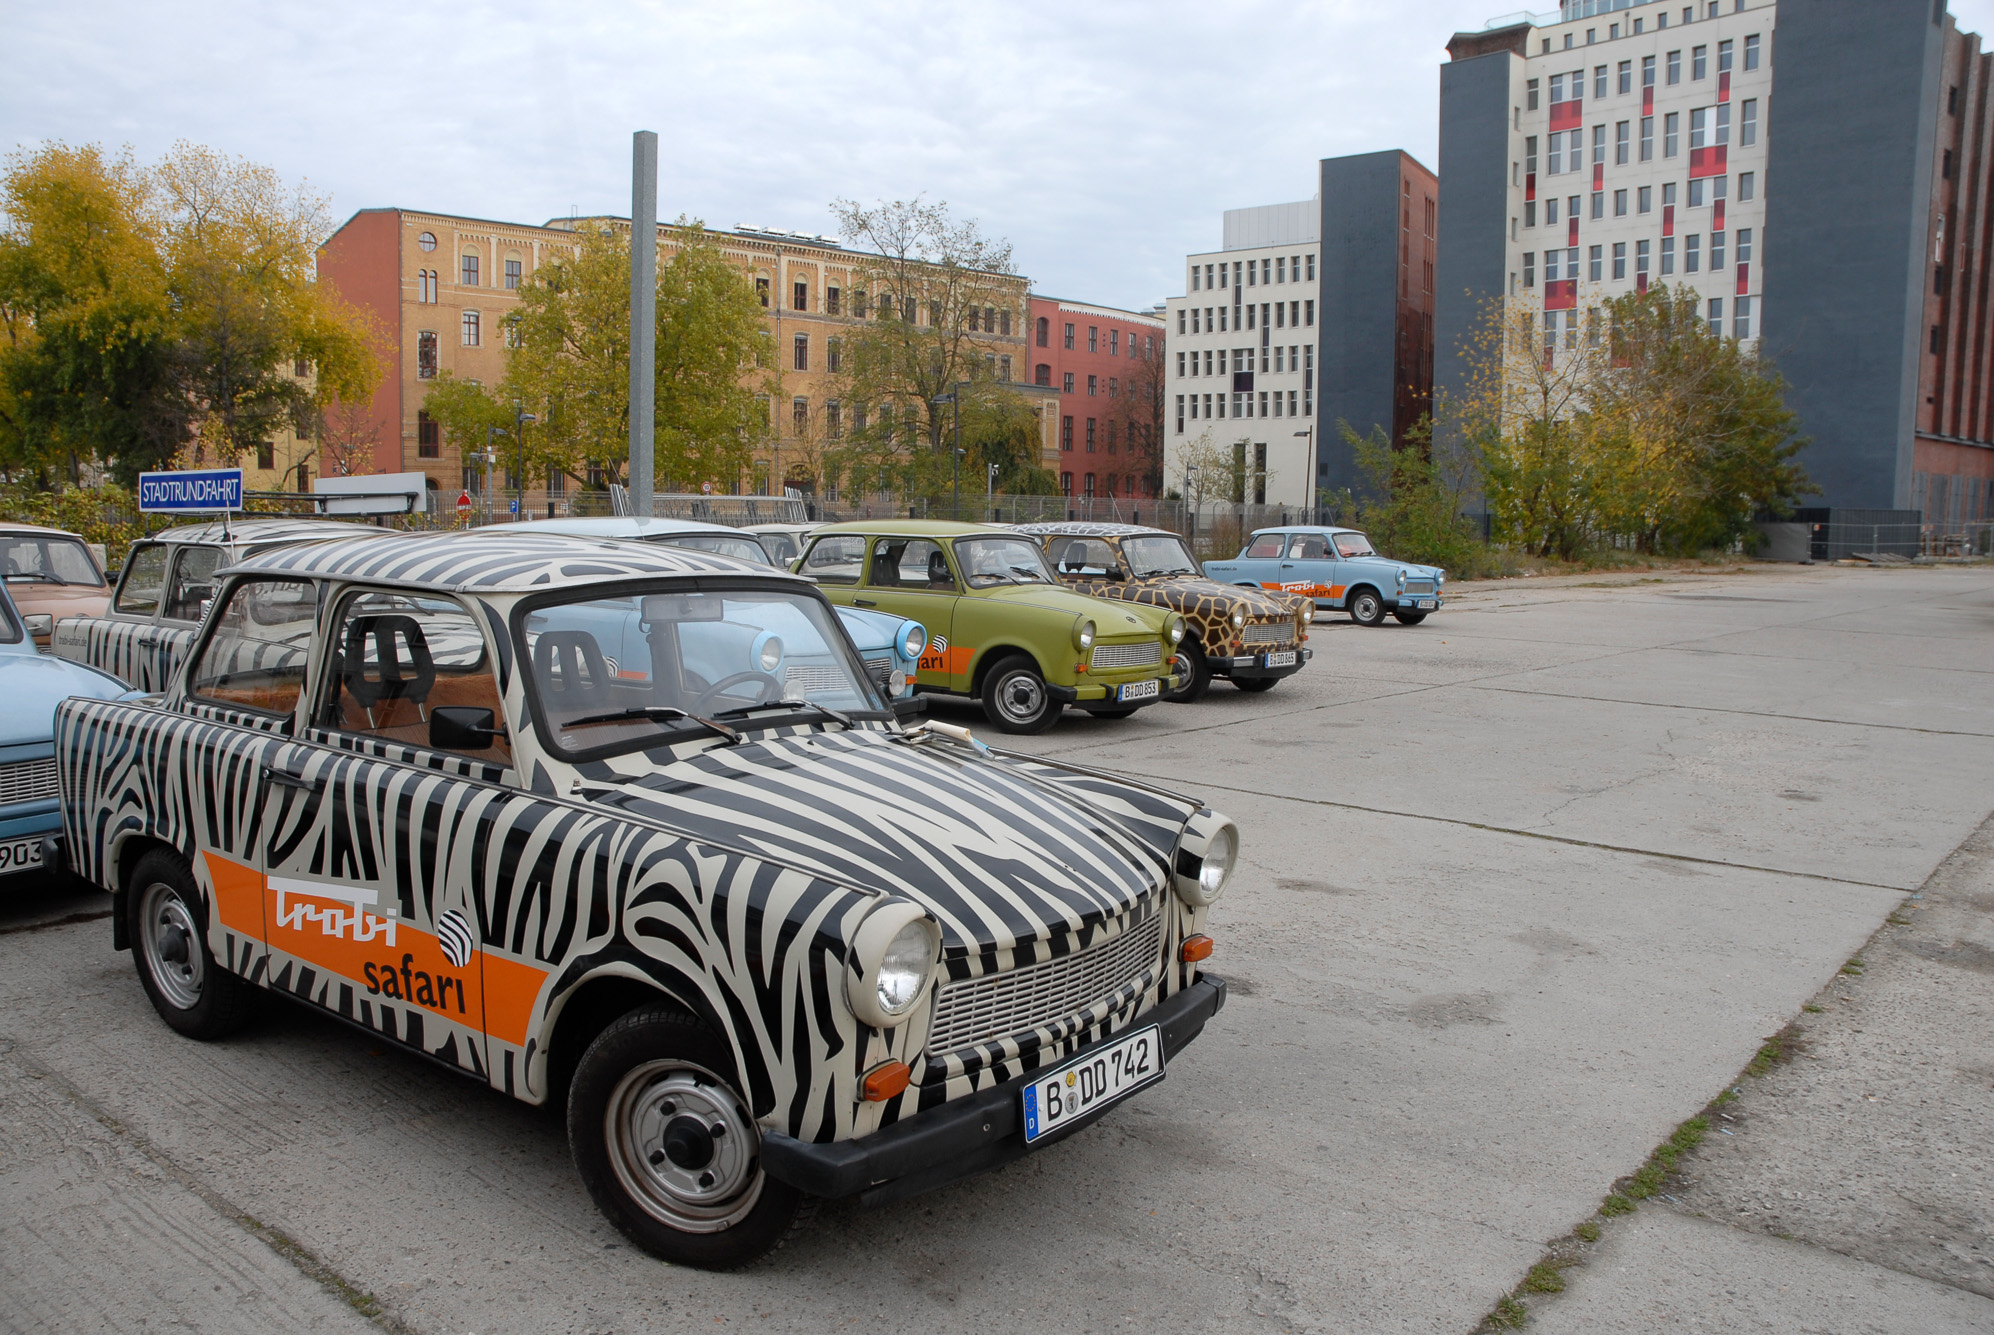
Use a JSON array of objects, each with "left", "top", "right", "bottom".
[
  {"left": 1614, "top": 188, "right": 1628, "bottom": 216},
  {"left": 1062, "top": 372, "right": 1075, "bottom": 393},
  {"left": 1000, "top": 355, "right": 1012, "bottom": 382},
  {"left": 461, "top": 253, "right": 479, "bottom": 286},
  {"left": 461, "top": 310, "right": 480, "bottom": 346},
  {"left": 1717, "top": 103, "right": 1731, "bottom": 145},
  {"left": 1692, "top": 44, "right": 1707, "bottom": 80},
  {"left": 505, "top": 258, "right": 521, "bottom": 290},
  {"left": 1036, "top": 362, "right": 1051, "bottom": 386},
  {"left": 793, "top": 334, "right": 808, "bottom": 371},
  {"left": 1667, "top": 50, "right": 1681, "bottom": 84},
  {"left": 1528, "top": 77, "right": 1540, "bottom": 110},
  {"left": 1707, "top": 298, "right": 1723, "bottom": 335},
  {"left": 999, "top": 308, "right": 1011, "bottom": 336},
  {"left": 417, "top": 268, "right": 435, "bottom": 303},
  {"left": 1082, "top": 473, "right": 1095, "bottom": 498},
  {"left": 1640, "top": 116, "right": 1654, "bottom": 161},
  {"left": 1735, "top": 296, "right": 1753, "bottom": 339},
  {"left": 1637, "top": 239, "right": 1651, "bottom": 282},
  {"left": 1086, "top": 326, "right": 1097, "bottom": 353},
  {"left": 1616, "top": 121, "right": 1629, "bottom": 164},
  {"left": 418, "top": 330, "right": 438, "bottom": 379},
  {"left": 1661, "top": 237, "right": 1676, "bottom": 275},
  {"left": 1085, "top": 419, "right": 1096, "bottom": 451},
  {"left": 1108, "top": 376, "right": 1119, "bottom": 397},
  {"left": 1745, "top": 33, "right": 1761, "bottom": 72},
  {"left": 792, "top": 398, "right": 808, "bottom": 435},
  {"left": 1737, "top": 228, "right": 1753, "bottom": 263},
  {"left": 1618, "top": 59, "right": 1632, "bottom": 95},
  {"left": 756, "top": 278, "right": 769, "bottom": 307},
  {"left": 1589, "top": 245, "right": 1603, "bottom": 281},
  {"left": 1664, "top": 112, "right": 1680, "bottom": 157},
  {"left": 853, "top": 289, "right": 868, "bottom": 317},
  {"left": 1063, "top": 322, "right": 1075, "bottom": 349},
  {"left": 1685, "top": 234, "right": 1700, "bottom": 273},
  {"left": 826, "top": 338, "right": 841, "bottom": 374},
  {"left": 418, "top": 410, "right": 440, "bottom": 459},
  {"left": 1305, "top": 300, "right": 1314, "bottom": 326},
  {"left": 1036, "top": 316, "right": 1049, "bottom": 347},
  {"left": 825, "top": 286, "right": 841, "bottom": 315},
  {"left": 1061, "top": 416, "right": 1073, "bottom": 450},
  {"left": 1740, "top": 99, "right": 1758, "bottom": 146},
  {"left": 1173, "top": 397, "right": 1182, "bottom": 434},
  {"left": 968, "top": 306, "right": 980, "bottom": 332},
  {"left": 255, "top": 440, "right": 274, "bottom": 470},
  {"left": 1306, "top": 253, "right": 1316, "bottom": 280},
  {"left": 1718, "top": 38, "right": 1733, "bottom": 75},
  {"left": 1592, "top": 123, "right": 1606, "bottom": 167},
  {"left": 1612, "top": 241, "right": 1627, "bottom": 279},
  {"left": 826, "top": 401, "right": 841, "bottom": 439},
  {"left": 1594, "top": 65, "right": 1607, "bottom": 99},
  {"left": 417, "top": 231, "right": 437, "bottom": 252},
  {"left": 1592, "top": 192, "right": 1604, "bottom": 220},
  {"left": 1109, "top": 328, "right": 1120, "bottom": 355},
  {"left": 1086, "top": 374, "right": 1097, "bottom": 396},
  {"left": 1643, "top": 54, "right": 1656, "bottom": 88},
  {"left": 793, "top": 281, "right": 808, "bottom": 312},
  {"left": 1711, "top": 231, "right": 1726, "bottom": 268}
]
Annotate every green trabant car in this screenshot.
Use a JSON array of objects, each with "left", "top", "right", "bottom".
[{"left": 798, "top": 521, "right": 1184, "bottom": 734}]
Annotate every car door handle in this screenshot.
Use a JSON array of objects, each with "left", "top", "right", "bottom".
[
  {"left": 854, "top": 598, "right": 877, "bottom": 607},
  {"left": 262, "top": 766, "right": 315, "bottom": 791}
]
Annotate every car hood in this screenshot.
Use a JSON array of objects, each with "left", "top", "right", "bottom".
[
  {"left": 1101, "top": 576, "right": 1299, "bottom": 617},
  {"left": 9, "top": 585, "right": 112, "bottom": 618},
  {"left": 973, "top": 581, "right": 1169, "bottom": 633},
  {"left": 1361, "top": 558, "right": 1444, "bottom": 579},
  {"left": 573, "top": 726, "right": 1196, "bottom": 954},
  {"left": 833, "top": 604, "right": 917, "bottom": 651},
  {"left": 0, "top": 650, "right": 137, "bottom": 746}
]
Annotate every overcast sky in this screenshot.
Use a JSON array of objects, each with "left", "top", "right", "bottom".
[{"left": 11, "top": 1, "right": 1994, "bottom": 314}]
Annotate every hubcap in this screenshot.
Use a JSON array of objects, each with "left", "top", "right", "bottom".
[
  {"left": 605, "top": 1061, "right": 762, "bottom": 1233},
  {"left": 1355, "top": 594, "right": 1379, "bottom": 621},
  {"left": 997, "top": 670, "right": 1045, "bottom": 723},
  {"left": 139, "top": 881, "right": 204, "bottom": 1010}
]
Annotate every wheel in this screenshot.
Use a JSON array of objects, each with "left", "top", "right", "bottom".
[
  {"left": 980, "top": 656, "right": 1060, "bottom": 734},
  {"left": 1348, "top": 588, "right": 1387, "bottom": 627},
  {"left": 1162, "top": 642, "right": 1211, "bottom": 703},
  {"left": 128, "top": 848, "right": 253, "bottom": 1040},
  {"left": 568, "top": 1005, "right": 810, "bottom": 1269},
  {"left": 1392, "top": 611, "right": 1428, "bottom": 625},
  {"left": 1234, "top": 676, "right": 1278, "bottom": 693}
]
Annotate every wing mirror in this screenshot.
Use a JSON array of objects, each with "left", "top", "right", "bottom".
[{"left": 431, "top": 706, "right": 505, "bottom": 749}]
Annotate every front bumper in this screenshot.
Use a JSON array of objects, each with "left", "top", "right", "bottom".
[
  {"left": 759, "top": 973, "right": 1227, "bottom": 1207},
  {"left": 1214, "top": 646, "right": 1312, "bottom": 680},
  {"left": 1389, "top": 595, "right": 1443, "bottom": 611}
]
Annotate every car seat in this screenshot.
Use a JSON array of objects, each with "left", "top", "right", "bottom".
[
  {"left": 927, "top": 550, "right": 953, "bottom": 588},
  {"left": 533, "top": 631, "right": 613, "bottom": 712}
]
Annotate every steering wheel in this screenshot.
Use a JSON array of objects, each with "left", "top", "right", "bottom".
[{"left": 690, "top": 670, "right": 785, "bottom": 715}]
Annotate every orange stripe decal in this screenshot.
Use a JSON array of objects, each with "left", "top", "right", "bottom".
[{"left": 202, "top": 851, "right": 265, "bottom": 937}]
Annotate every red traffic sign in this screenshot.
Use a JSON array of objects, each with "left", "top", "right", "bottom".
[{"left": 456, "top": 491, "right": 472, "bottom": 512}]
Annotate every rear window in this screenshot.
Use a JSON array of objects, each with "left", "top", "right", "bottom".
[
  {"left": 116, "top": 544, "right": 170, "bottom": 615},
  {"left": 1, "top": 534, "right": 104, "bottom": 587},
  {"left": 189, "top": 579, "right": 317, "bottom": 716},
  {"left": 1245, "top": 534, "right": 1284, "bottom": 559}
]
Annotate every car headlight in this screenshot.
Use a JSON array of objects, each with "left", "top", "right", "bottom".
[
  {"left": 1166, "top": 615, "right": 1186, "bottom": 645},
  {"left": 1074, "top": 618, "right": 1096, "bottom": 652},
  {"left": 1436, "top": 571, "right": 1446, "bottom": 588},
  {"left": 1171, "top": 813, "right": 1238, "bottom": 908},
  {"left": 846, "top": 901, "right": 941, "bottom": 1028},
  {"left": 1395, "top": 568, "right": 1407, "bottom": 589},
  {"left": 757, "top": 634, "right": 784, "bottom": 673},
  {"left": 899, "top": 620, "right": 928, "bottom": 661},
  {"left": 1229, "top": 607, "right": 1246, "bottom": 629},
  {"left": 889, "top": 669, "right": 908, "bottom": 695},
  {"left": 1298, "top": 602, "right": 1315, "bottom": 624}
]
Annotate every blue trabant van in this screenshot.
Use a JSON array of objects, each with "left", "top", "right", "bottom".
[{"left": 1204, "top": 526, "right": 1444, "bottom": 626}]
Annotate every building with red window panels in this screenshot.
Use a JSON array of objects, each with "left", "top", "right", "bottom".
[
  {"left": 1438, "top": 0, "right": 1994, "bottom": 537},
  {"left": 1027, "top": 295, "right": 1168, "bottom": 501}
]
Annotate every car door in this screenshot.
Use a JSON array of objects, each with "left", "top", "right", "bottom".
[
  {"left": 256, "top": 586, "right": 513, "bottom": 1079},
  {"left": 147, "top": 544, "right": 225, "bottom": 690},
  {"left": 1223, "top": 531, "right": 1287, "bottom": 590},
  {"left": 59, "top": 540, "right": 175, "bottom": 690},
  {"left": 1284, "top": 533, "right": 1341, "bottom": 604},
  {"left": 854, "top": 537, "right": 961, "bottom": 691}
]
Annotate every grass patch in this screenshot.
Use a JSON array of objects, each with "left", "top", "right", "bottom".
[
  {"left": 1623, "top": 1116, "right": 1708, "bottom": 1200},
  {"left": 1712, "top": 1087, "right": 1737, "bottom": 1105},
  {"left": 1743, "top": 1023, "right": 1808, "bottom": 1078},
  {"left": 1840, "top": 956, "right": 1866, "bottom": 975},
  {"left": 1887, "top": 914, "right": 1912, "bottom": 926},
  {"left": 1600, "top": 1192, "right": 1637, "bottom": 1216},
  {"left": 1802, "top": 1003, "right": 1824, "bottom": 1013},
  {"left": 1574, "top": 1219, "right": 1600, "bottom": 1243},
  {"left": 1485, "top": 1295, "right": 1528, "bottom": 1329},
  {"left": 1523, "top": 1263, "right": 1567, "bottom": 1294}
]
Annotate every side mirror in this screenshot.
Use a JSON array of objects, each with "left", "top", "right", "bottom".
[
  {"left": 889, "top": 696, "right": 927, "bottom": 721},
  {"left": 431, "top": 706, "right": 503, "bottom": 749}
]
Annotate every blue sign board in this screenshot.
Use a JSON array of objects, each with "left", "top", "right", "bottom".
[
  {"left": 138, "top": 468, "right": 244, "bottom": 513},
  {"left": 510, "top": 497, "right": 520, "bottom": 516}
]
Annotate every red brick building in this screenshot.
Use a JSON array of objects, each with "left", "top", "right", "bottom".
[{"left": 1027, "top": 296, "right": 1168, "bottom": 499}]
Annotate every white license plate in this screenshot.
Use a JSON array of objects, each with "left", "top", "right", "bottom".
[
  {"left": 1414, "top": 599, "right": 1436, "bottom": 609},
  {"left": 1021, "top": 1025, "right": 1164, "bottom": 1144},
  {"left": 1261, "top": 650, "right": 1297, "bottom": 668},
  {"left": 0, "top": 837, "right": 46, "bottom": 875},
  {"left": 1116, "top": 678, "right": 1161, "bottom": 703}
]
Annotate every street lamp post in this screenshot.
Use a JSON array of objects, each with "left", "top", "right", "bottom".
[
  {"left": 1184, "top": 464, "right": 1200, "bottom": 551},
  {"left": 1294, "top": 426, "right": 1315, "bottom": 524},
  {"left": 987, "top": 460, "right": 999, "bottom": 521},
  {"left": 514, "top": 404, "right": 537, "bottom": 521},
  {"left": 931, "top": 381, "right": 969, "bottom": 520}
]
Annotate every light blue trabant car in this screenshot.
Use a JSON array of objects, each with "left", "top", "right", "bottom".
[
  {"left": 499, "top": 517, "right": 927, "bottom": 697},
  {"left": 1203, "top": 526, "right": 1445, "bottom": 626},
  {"left": 0, "top": 579, "right": 137, "bottom": 879}
]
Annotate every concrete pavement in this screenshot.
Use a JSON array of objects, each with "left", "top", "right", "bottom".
[{"left": 1, "top": 562, "right": 1989, "bottom": 1333}]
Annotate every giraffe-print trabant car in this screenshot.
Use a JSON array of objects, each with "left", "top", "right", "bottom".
[
  {"left": 1016, "top": 522, "right": 1314, "bottom": 703},
  {"left": 56, "top": 530, "right": 1233, "bottom": 1268},
  {"left": 52, "top": 517, "right": 378, "bottom": 692}
]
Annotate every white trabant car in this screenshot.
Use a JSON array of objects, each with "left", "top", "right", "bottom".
[{"left": 56, "top": 532, "right": 1234, "bottom": 1267}]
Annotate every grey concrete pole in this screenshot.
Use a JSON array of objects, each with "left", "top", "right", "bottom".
[{"left": 629, "top": 130, "right": 658, "bottom": 518}]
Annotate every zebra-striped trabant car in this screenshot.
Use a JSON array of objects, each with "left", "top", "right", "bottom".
[
  {"left": 56, "top": 532, "right": 1233, "bottom": 1268},
  {"left": 52, "top": 518, "right": 378, "bottom": 691}
]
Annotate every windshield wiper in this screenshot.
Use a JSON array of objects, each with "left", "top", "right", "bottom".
[
  {"left": 559, "top": 705, "right": 740, "bottom": 744},
  {"left": 715, "top": 698, "right": 854, "bottom": 729},
  {"left": 1007, "top": 564, "right": 1049, "bottom": 582}
]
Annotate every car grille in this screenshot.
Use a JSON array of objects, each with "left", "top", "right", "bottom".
[
  {"left": 1404, "top": 580, "right": 1435, "bottom": 596},
  {"left": 784, "top": 664, "right": 847, "bottom": 695},
  {"left": 1241, "top": 621, "right": 1293, "bottom": 645},
  {"left": 0, "top": 756, "right": 59, "bottom": 806},
  {"left": 862, "top": 654, "right": 893, "bottom": 688},
  {"left": 1090, "top": 640, "right": 1162, "bottom": 670},
  {"left": 926, "top": 913, "right": 1165, "bottom": 1054}
]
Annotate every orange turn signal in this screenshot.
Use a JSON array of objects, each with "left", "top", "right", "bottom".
[
  {"left": 860, "top": 1061, "right": 912, "bottom": 1102},
  {"left": 1179, "top": 934, "right": 1214, "bottom": 963}
]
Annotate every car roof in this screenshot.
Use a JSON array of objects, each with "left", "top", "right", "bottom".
[
  {"left": 1013, "top": 522, "right": 1176, "bottom": 539},
  {"left": 0, "top": 523, "right": 95, "bottom": 540},
  {"left": 138, "top": 517, "right": 381, "bottom": 546},
  {"left": 1250, "top": 526, "right": 1362, "bottom": 537},
  {"left": 501, "top": 516, "right": 749, "bottom": 538},
  {"left": 229, "top": 530, "right": 799, "bottom": 593},
  {"left": 809, "top": 519, "right": 1017, "bottom": 539},
  {"left": 741, "top": 522, "right": 816, "bottom": 533}
]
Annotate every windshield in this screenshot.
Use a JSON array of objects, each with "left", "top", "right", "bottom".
[
  {"left": 955, "top": 537, "right": 1055, "bottom": 588},
  {"left": 1122, "top": 535, "right": 1200, "bottom": 578},
  {"left": 1333, "top": 532, "right": 1377, "bottom": 558},
  {"left": 521, "top": 585, "right": 879, "bottom": 759},
  {"left": 755, "top": 532, "right": 801, "bottom": 564},
  {"left": 1, "top": 535, "right": 104, "bottom": 587},
  {"left": 652, "top": 533, "right": 776, "bottom": 565}
]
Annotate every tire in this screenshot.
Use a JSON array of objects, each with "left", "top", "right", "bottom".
[
  {"left": 1162, "top": 642, "right": 1212, "bottom": 703},
  {"left": 980, "top": 655, "right": 1061, "bottom": 734},
  {"left": 568, "top": 1005, "right": 811, "bottom": 1269},
  {"left": 1234, "top": 676, "right": 1279, "bottom": 693},
  {"left": 127, "top": 848, "right": 253, "bottom": 1040},
  {"left": 1348, "top": 588, "right": 1387, "bottom": 627},
  {"left": 1392, "top": 611, "right": 1428, "bottom": 625}
]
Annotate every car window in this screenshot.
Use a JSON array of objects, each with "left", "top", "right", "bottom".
[
  {"left": 164, "top": 547, "right": 223, "bottom": 622},
  {"left": 954, "top": 537, "right": 1055, "bottom": 588},
  {"left": 1122, "top": 535, "right": 1200, "bottom": 577},
  {"left": 0, "top": 593, "right": 23, "bottom": 644},
  {"left": 1245, "top": 534, "right": 1285, "bottom": 559},
  {"left": 870, "top": 539, "right": 956, "bottom": 590},
  {"left": 188, "top": 579, "right": 317, "bottom": 716},
  {"left": 0, "top": 535, "right": 104, "bottom": 587},
  {"left": 116, "top": 544, "right": 171, "bottom": 615},
  {"left": 320, "top": 590, "right": 509, "bottom": 766},
  {"left": 756, "top": 532, "right": 800, "bottom": 564},
  {"left": 1050, "top": 538, "right": 1120, "bottom": 577},
  {"left": 655, "top": 534, "right": 774, "bottom": 565},
  {"left": 800, "top": 534, "right": 866, "bottom": 584},
  {"left": 1287, "top": 534, "right": 1330, "bottom": 560},
  {"left": 1334, "top": 532, "right": 1378, "bottom": 558}
]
